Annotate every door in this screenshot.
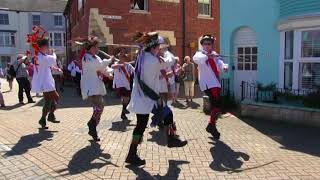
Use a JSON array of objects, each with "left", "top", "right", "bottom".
[{"left": 233, "top": 27, "right": 258, "bottom": 100}]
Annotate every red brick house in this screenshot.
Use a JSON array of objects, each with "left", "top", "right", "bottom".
[{"left": 64, "top": 0, "right": 219, "bottom": 60}]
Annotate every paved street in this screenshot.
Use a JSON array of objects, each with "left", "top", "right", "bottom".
[{"left": 0, "top": 78, "right": 320, "bottom": 180}]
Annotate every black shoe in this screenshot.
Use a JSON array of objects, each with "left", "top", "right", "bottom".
[
  {"left": 124, "top": 109, "right": 130, "bottom": 114},
  {"left": 39, "top": 117, "right": 48, "bottom": 129},
  {"left": 47, "top": 113, "right": 60, "bottom": 123},
  {"left": 28, "top": 100, "right": 36, "bottom": 103},
  {"left": 19, "top": 101, "right": 25, "bottom": 105},
  {"left": 167, "top": 135, "right": 188, "bottom": 148},
  {"left": 121, "top": 114, "right": 128, "bottom": 120},
  {"left": 206, "top": 124, "right": 220, "bottom": 140},
  {"left": 125, "top": 143, "right": 145, "bottom": 166},
  {"left": 125, "top": 154, "right": 146, "bottom": 166}
]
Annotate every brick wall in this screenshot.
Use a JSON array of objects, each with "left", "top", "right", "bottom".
[{"left": 65, "top": 0, "right": 220, "bottom": 60}]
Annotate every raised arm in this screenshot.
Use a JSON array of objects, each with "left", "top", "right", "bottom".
[{"left": 193, "top": 51, "right": 208, "bottom": 65}]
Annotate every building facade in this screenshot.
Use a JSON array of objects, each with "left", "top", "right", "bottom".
[
  {"left": 64, "top": 0, "right": 220, "bottom": 61},
  {"left": 0, "top": 0, "right": 67, "bottom": 70},
  {"left": 220, "top": 0, "right": 320, "bottom": 100},
  {"left": 220, "top": 0, "right": 280, "bottom": 99},
  {"left": 278, "top": 0, "right": 320, "bottom": 91},
  {"left": 0, "top": 10, "right": 29, "bottom": 69}
]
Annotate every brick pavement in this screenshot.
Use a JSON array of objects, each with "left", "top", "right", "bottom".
[{"left": 0, "top": 78, "right": 320, "bottom": 180}]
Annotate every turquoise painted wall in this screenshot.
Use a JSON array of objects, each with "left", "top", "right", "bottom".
[
  {"left": 279, "top": 0, "right": 320, "bottom": 19},
  {"left": 220, "top": 0, "right": 280, "bottom": 86}
]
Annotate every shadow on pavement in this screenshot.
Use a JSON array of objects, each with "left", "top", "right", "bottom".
[
  {"left": 126, "top": 160, "right": 189, "bottom": 180},
  {"left": 241, "top": 118, "right": 320, "bottom": 157},
  {"left": 109, "top": 119, "right": 135, "bottom": 132},
  {"left": 57, "top": 140, "right": 118, "bottom": 176},
  {"left": 147, "top": 130, "right": 167, "bottom": 146},
  {"left": 0, "top": 103, "right": 24, "bottom": 111},
  {"left": 3, "top": 130, "right": 57, "bottom": 157},
  {"left": 209, "top": 139, "right": 249, "bottom": 173}
]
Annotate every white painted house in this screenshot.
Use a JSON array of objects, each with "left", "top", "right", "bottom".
[{"left": 0, "top": 9, "right": 29, "bottom": 69}]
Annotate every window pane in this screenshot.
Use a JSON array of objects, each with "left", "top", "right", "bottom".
[
  {"left": 285, "top": 31, "right": 294, "bottom": 59},
  {"left": 245, "top": 47, "right": 251, "bottom": 54},
  {"left": 32, "top": 15, "right": 40, "bottom": 25},
  {"left": 245, "top": 55, "right": 250, "bottom": 62},
  {"left": 299, "top": 63, "right": 320, "bottom": 89},
  {"left": 131, "top": 0, "right": 146, "bottom": 10},
  {"left": 0, "top": 14, "right": 9, "bottom": 25},
  {"left": 54, "top": 33, "right": 62, "bottom": 46},
  {"left": 252, "top": 55, "right": 257, "bottom": 63},
  {"left": 252, "top": 47, "right": 257, "bottom": 54},
  {"left": 252, "top": 63, "right": 257, "bottom": 70},
  {"left": 284, "top": 62, "right": 293, "bottom": 89},
  {"left": 302, "top": 30, "right": 320, "bottom": 58},
  {"left": 238, "top": 63, "right": 243, "bottom": 70},
  {"left": 238, "top": 55, "right": 244, "bottom": 62},
  {"left": 245, "top": 63, "right": 251, "bottom": 70},
  {"left": 238, "top": 47, "right": 243, "bottom": 54}
]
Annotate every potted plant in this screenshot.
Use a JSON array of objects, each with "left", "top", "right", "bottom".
[{"left": 257, "top": 82, "right": 277, "bottom": 102}]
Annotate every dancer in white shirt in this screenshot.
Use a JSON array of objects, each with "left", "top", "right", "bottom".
[
  {"left": 193, "top": 34, "right": 228, "bottom": 140},
  {"left": 32, "top": 38, "right": 60, "bottom": 129},
  {"left": 125, "top": 32, "right": 187, "bottom": 166},
  {"left": 111, "top": 48, "right": 134, "bottom": 120},
  {"left": 80, "top": 36, "right": 115, "bottom": 141}
]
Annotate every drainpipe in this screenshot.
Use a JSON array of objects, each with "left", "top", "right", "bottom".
[{"left": 182, "top": 0, "right": 186, "bottom": 58}]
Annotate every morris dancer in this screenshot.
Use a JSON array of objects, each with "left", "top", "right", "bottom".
[
  {"left": 111, "top": 48, "right": 134, "bottom": 120},
  {"left": 80, "top": 36, "right": 114, "bottom": 141},
  {"left": 125, "top": 32, "right": 186, "bottom": 166},
  {"left": 32, "top": 38, "right": 60, "bottom": 129},
  {"left": 193, "top": 34, "right": 228, "bottom": 140}
]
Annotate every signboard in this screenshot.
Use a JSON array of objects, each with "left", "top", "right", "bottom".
[{"left": 103, "top": 15, "right": 122, "bottom": 20}]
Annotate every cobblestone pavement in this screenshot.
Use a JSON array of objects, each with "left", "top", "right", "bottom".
[{"left": 0, "top": 79, "right": 320, "bottom": 180}]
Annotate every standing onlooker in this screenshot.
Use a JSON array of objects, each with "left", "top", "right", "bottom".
[
  {"left": 182, "top": 56, "right": 196, "bottom": 102},
  {"left": 0, "top": 69, "right": 5, "bottom": 107},
  {"left": 13, "top": 54, "right": 35, "bottom": 104},
  {"left": 27, "top": 58, "right": 34, "bottom": 87},
  {"left": 68, "top": 59, "right": 81, "bottom": 96},
  {"left": 173, "top": 57, "right": 182, "bottom": 101},
  {"left": 52, "top": 59, "right": 64, "bottom": 94},
  {"left": 5, "top": 63, "right": 13, "bottom": 91}
]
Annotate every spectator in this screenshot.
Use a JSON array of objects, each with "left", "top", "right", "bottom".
[
  {"left": 5, "top": 63, "right": 13, "bottom": 91},
  {"left": 13, "top": 54, "right": 35, "bottom": 104},
  {"left": 182, "top": 56, "right": 196, "bottom": 102},
  {"left": 68, "top": 59, "right": 81, "bottom": 96},
  {"left": 0, "top": 70, "right": 5, "bottom": 107}
]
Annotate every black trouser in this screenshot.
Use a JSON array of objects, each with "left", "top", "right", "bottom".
[
  {"left": 132, "top": 112, "right": 174, "bottom": 143},
  {"left": 16, "top": 77, "right": 33, "bottom": 102}
]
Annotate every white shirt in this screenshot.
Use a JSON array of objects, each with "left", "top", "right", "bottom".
[
  {"left": 112, "top": 63, "right": 134, "bottom": 90},
  {"left": 68, "top": 61, "right": 81, "bottom": 77},
  {"left": 80, "top": 53, "right": 112, "bottom": 100},
  {"left": 193, "top": 50, "right": 225, "bottom": 91},
  {"left": 127, "top": 52, "right": 161, "bottom": 114},
  {"left": 159, "top": 50, "right": 176, "bottom": 92},
  {"left": 31, "top": 53, "right": 57, "bottom": 93}
]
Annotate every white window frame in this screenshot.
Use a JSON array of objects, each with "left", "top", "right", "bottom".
[
  {"left": 54, "top": 15, "right": 63, "bottom": 27},
  {"left": 130, "top": 0, "right": 148, "bottom": 12},
  {"left": 0, "top": 13, "right": 9, "bottom": 25},
  {"left": 198, "top": 0, "right": 211, "bottom": 17},
  {"left": 32, "top": 14, "right": 41, "bottom": 26},
  {"left": 48, "top": 32, "right": 65, "bottom": 47},
  {"left": 0, "top": 31, "right": 16, "bottom": 47},
  {"left": 280, "top": 27, "right": 320, "bottom": 90}
]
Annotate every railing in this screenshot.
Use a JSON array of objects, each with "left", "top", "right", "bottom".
[
  {"left": 240, "top": 81, "right": 317, "bottom": 102},
  {"left": 221, "top": 78, "right": 231, "bottom": 97}
]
